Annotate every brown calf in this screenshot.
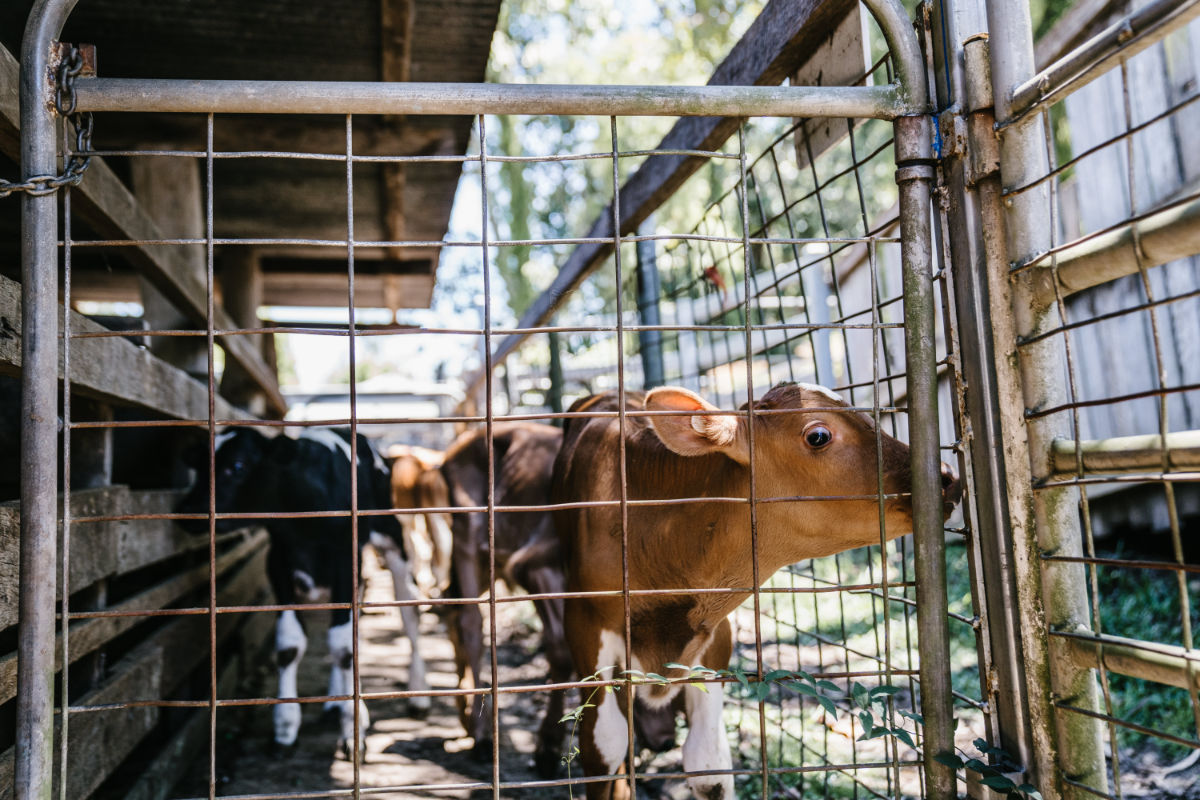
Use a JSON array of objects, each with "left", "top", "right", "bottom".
[
  {"left": 440, "top": 422, "right": 678, "bottom": 777},
  {"left": 552, "top": 382, "right": 961, "bottom": 800},
  {"left": 387, "top": 444, "right": 453, "bottom": 598}
]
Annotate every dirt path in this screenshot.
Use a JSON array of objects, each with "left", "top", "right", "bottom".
[{"left": 174, "top": 556, "right": 683, "bottom": 800}]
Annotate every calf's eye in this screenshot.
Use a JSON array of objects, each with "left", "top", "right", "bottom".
[{"left": 805, "top": 426, "right": 833, "bottom": 448}]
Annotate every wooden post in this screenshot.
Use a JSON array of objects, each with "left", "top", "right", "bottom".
[
  {"left": 128, "top": 154, "right": 209, "bottom": 379},
  {"left": 217, "top": 248, "right": 268, "bottom": 417}
]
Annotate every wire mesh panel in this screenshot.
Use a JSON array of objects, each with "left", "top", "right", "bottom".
[
  {"left": 10, "top": 1, "right": 984, "bottom": 799},
  {"left": 984, "top": 0, "right": 1200, "bottom": 797}
]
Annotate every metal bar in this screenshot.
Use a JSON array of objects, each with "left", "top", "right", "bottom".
[
  {"left": 985, "top": 2, "right": 1108, "bottom": 797},
  {"left": 17, "top": 2, "right": 80, "bottom": 798},
  {"left": 1007, "top": 0, "right": 1200, "bottom": 120},
  {"left": 1050, "top": 430, "right": 1200, "bottom": 475},
  {"left": 634, "top": 215, "right": 665, "bottom": 390},
  {"left": 940, "top": 27, "right": 1039, "bottom": 777},
  {"left": 1029, "top": 191, "right": 1200, "bottom": 306},
  {"left": 72, "top": 78, "right": 904, "bottom": 120},
  {"left": 894, "top": 112, "right": 955, "bottom": 800},
  {"left": 1059, "top": 631, "right": 1200, "bottom": 693}
]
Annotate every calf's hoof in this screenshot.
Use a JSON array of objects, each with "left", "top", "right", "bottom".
[
  {"left": 336, "top": 738, "right": 367, "bottom": 764},
  {"left": 470, "top": 736, "right": 493, "bottom": 763},
  {"left": 533, "top": 746, "right": 562, "bottom": 779},
  {"left": 267, "top": 739, "right": 299, "bottom": 758},
  {"left": 408, "top": 699, "right": 431, "bottom": 720}
]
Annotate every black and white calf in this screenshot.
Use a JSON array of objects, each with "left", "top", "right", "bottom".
[{"left": 177, "top": 427, "right": 430, "bottom": 756}]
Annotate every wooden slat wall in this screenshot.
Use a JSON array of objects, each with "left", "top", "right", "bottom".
[{"left": 1056, "top": 19, "right": 1200, "bottom": 442}]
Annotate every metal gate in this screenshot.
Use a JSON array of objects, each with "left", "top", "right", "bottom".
[
  {"left": 936, "top": 0, "right": 1200, "bottom": 798},
  {"left": 18, "top": 0, "right": 1178, "bottom": 798}
]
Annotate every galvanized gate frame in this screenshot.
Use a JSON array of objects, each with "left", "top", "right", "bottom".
[
  {"left": 934, "top": 0, "right": 1200, "bottom": 799},
  {"left": 15, "top": 0, "right": 949, "bottom": 798}
]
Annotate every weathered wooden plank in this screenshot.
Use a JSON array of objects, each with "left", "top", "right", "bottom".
[
  {"left": 0, "top": 273, "right": 248, "bottom": 422},
  {"left": 469, "top": 0, "right": 858, "bottom": 391},
  {"left": 0, "top": 529, "right": 268, "bottom": 705},
  {"left": 0, "top": 544, "right": 269, "bottom": 800},
  {"left": 0, "top": 42, "right": 285, "bottom": 418},
  {"left": 120, "top": 609, "right": 275, "bottom": 800},
  {"left": 0, "top": 488, "right": 234, "bottom": 630}
]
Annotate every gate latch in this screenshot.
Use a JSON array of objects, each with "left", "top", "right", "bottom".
[{"left": 0, "top": 42, "right": 96, "bottom": 199}]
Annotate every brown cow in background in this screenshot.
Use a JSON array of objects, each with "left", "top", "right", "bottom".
[
  {"left": 439, "top": 422, "right": 677, "bottom": 777},
  {"left": 387, "top": 444, "right": 453, "bottom": 598}
]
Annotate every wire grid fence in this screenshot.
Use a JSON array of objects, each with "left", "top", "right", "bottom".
[
  {"left": 44, "top": 91, "right": 975, "bottom": 800},
  {"left": 496, "top": 85, "right": 988, "bottom": 800},
  {"left": 995, "top": 5, "right": 1200, "bottom": 797},
  {"left": 26, "top": 14, "right": 980, "bottom": 800}
]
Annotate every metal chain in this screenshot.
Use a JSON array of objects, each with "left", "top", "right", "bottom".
[{"left": 0, "top": 44, "right": 94, "bottom": 199}]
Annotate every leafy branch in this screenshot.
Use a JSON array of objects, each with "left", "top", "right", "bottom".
[{"left": 558, "top": 664, "right": 1042, "bottom": 800}]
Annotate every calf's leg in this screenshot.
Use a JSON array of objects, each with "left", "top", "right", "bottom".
[
  {"left": 274, "top": 609, "right": 307, "bottom": 747},
  {"left": 379, "top": 540, "right": 431, "bottom": 716},
  {"left": 681, "top": 621, "right": 734, "bottom": 800},
  {"left": 328, "top": 614, "right": 370, "bottom": 760}
]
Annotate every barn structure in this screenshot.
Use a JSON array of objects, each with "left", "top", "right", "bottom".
[{"left": 3, "top": 0, "right": 1200, "bottom": 799}]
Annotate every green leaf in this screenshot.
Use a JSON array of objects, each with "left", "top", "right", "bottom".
[
  {"left": 974, "top": 738, "right": 990, "bottom": 753},
  {"left": 933, "top": 753, "right": 965, "bottom": 769},
  {"left": 793, "top": 670, "right": 814, "bottom": 684},
  {"left": 870, "top": 685, "right": 901, "bottom": 697},
  {"left": 664, "top": 662, "right": 690, "bottom": 671},
  {"left": 793, "top": 683, "right": 817, "bottom": 698},
  {"left": 852, "top": 683, "right": 870, "bottom": 708},
  {"left": 755, "top": 682, "right": 771, "bottom": 701},
  {"left": 644, "top": 672, "right": 666, "bottom": 683},
  {"left": 858, "top": 711, "right": 874, "bottom": 731},
  {"left": 898, "top": 710, "right": 924, "bottom": 724},
  {"left": 816, "top": 695, "right": 838, "bottom": 718},
  {"left": 816, "top": 680, "right": 842, "bottom": 694},
  {"left": 1018, "top": 784, "right": 1043, "bottom": 800},
  {"left": 965, "top": 759, "right": 986, "bottom": 773},
  {"left": 763, "top": 669, "right": 793, "bottom": 682},
  {"left": 892, "top": 728, "right": 916, "bottom": 748},
  {"left": 981, "top": 776, "right": 1017, "bottom": 791},
  {"left": 689, "top": 682, "right": 709, "bottom": 693}
]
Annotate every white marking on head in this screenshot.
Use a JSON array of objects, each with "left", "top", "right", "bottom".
[
  {"left": 302, "top": 428, "right": 354, "bottom": 463},
  {"left": 797, "top": 382, "right": 844, "bottom": 404},
  {"left": 213, "top": 429, "right": 238, "bottom": 452}
]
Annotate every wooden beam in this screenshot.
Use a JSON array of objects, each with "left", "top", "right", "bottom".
[
  {"left": 120, "top": 609, "right": 275, "bottom": 800},
  {"left": 0, "top": 274, "right": 248, "bottom": 422},
  {"left": 0, "top": 43, "right": 286, "bottom": 418},
  {"left": 380, "top": 0, "right": 417, "bottom": 288},
  {"left": 0, "top": 545, "right": 269, "bottom": 800},
  {"left": 467, "top": 0, "right": 858, "bottom": 392},
  {"left": 0, "top": 488, "right": 224, "bottom": 630},
  {"left": 0, "top": 529, "right": 268, "bottom": 706}
]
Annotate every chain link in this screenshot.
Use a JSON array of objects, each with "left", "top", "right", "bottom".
[{"left": 0, "top": 44, "right": 94, "bottom": 199}]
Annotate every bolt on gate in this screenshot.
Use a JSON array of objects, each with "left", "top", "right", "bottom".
[{"left": 12, "top": 0, "right": 1198, "bottom": 799}]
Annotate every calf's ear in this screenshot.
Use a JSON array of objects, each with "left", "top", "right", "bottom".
[{"left": 645, "top": 387, "right": 749, "bottom": 464}]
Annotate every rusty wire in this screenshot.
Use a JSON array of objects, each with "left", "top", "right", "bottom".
[{"left": 50, "top": 97, "right": 968, "bottom": 800}]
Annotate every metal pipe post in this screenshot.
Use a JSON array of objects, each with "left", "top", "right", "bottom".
[
  {"left": 635, "top": 216, "right": 664, "bottom": 390},
  {"left": 985, "top": 1, "right": 1108, "bottom": 797},
  {"left": 929, "top": 0, "right": 1040, "bottom": 776},
  {"left": 18, "top": 3, "right": 80, "bottom": 798},
  {"left": 894, "top": 111, "right": 956, "bottom": 800}
]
